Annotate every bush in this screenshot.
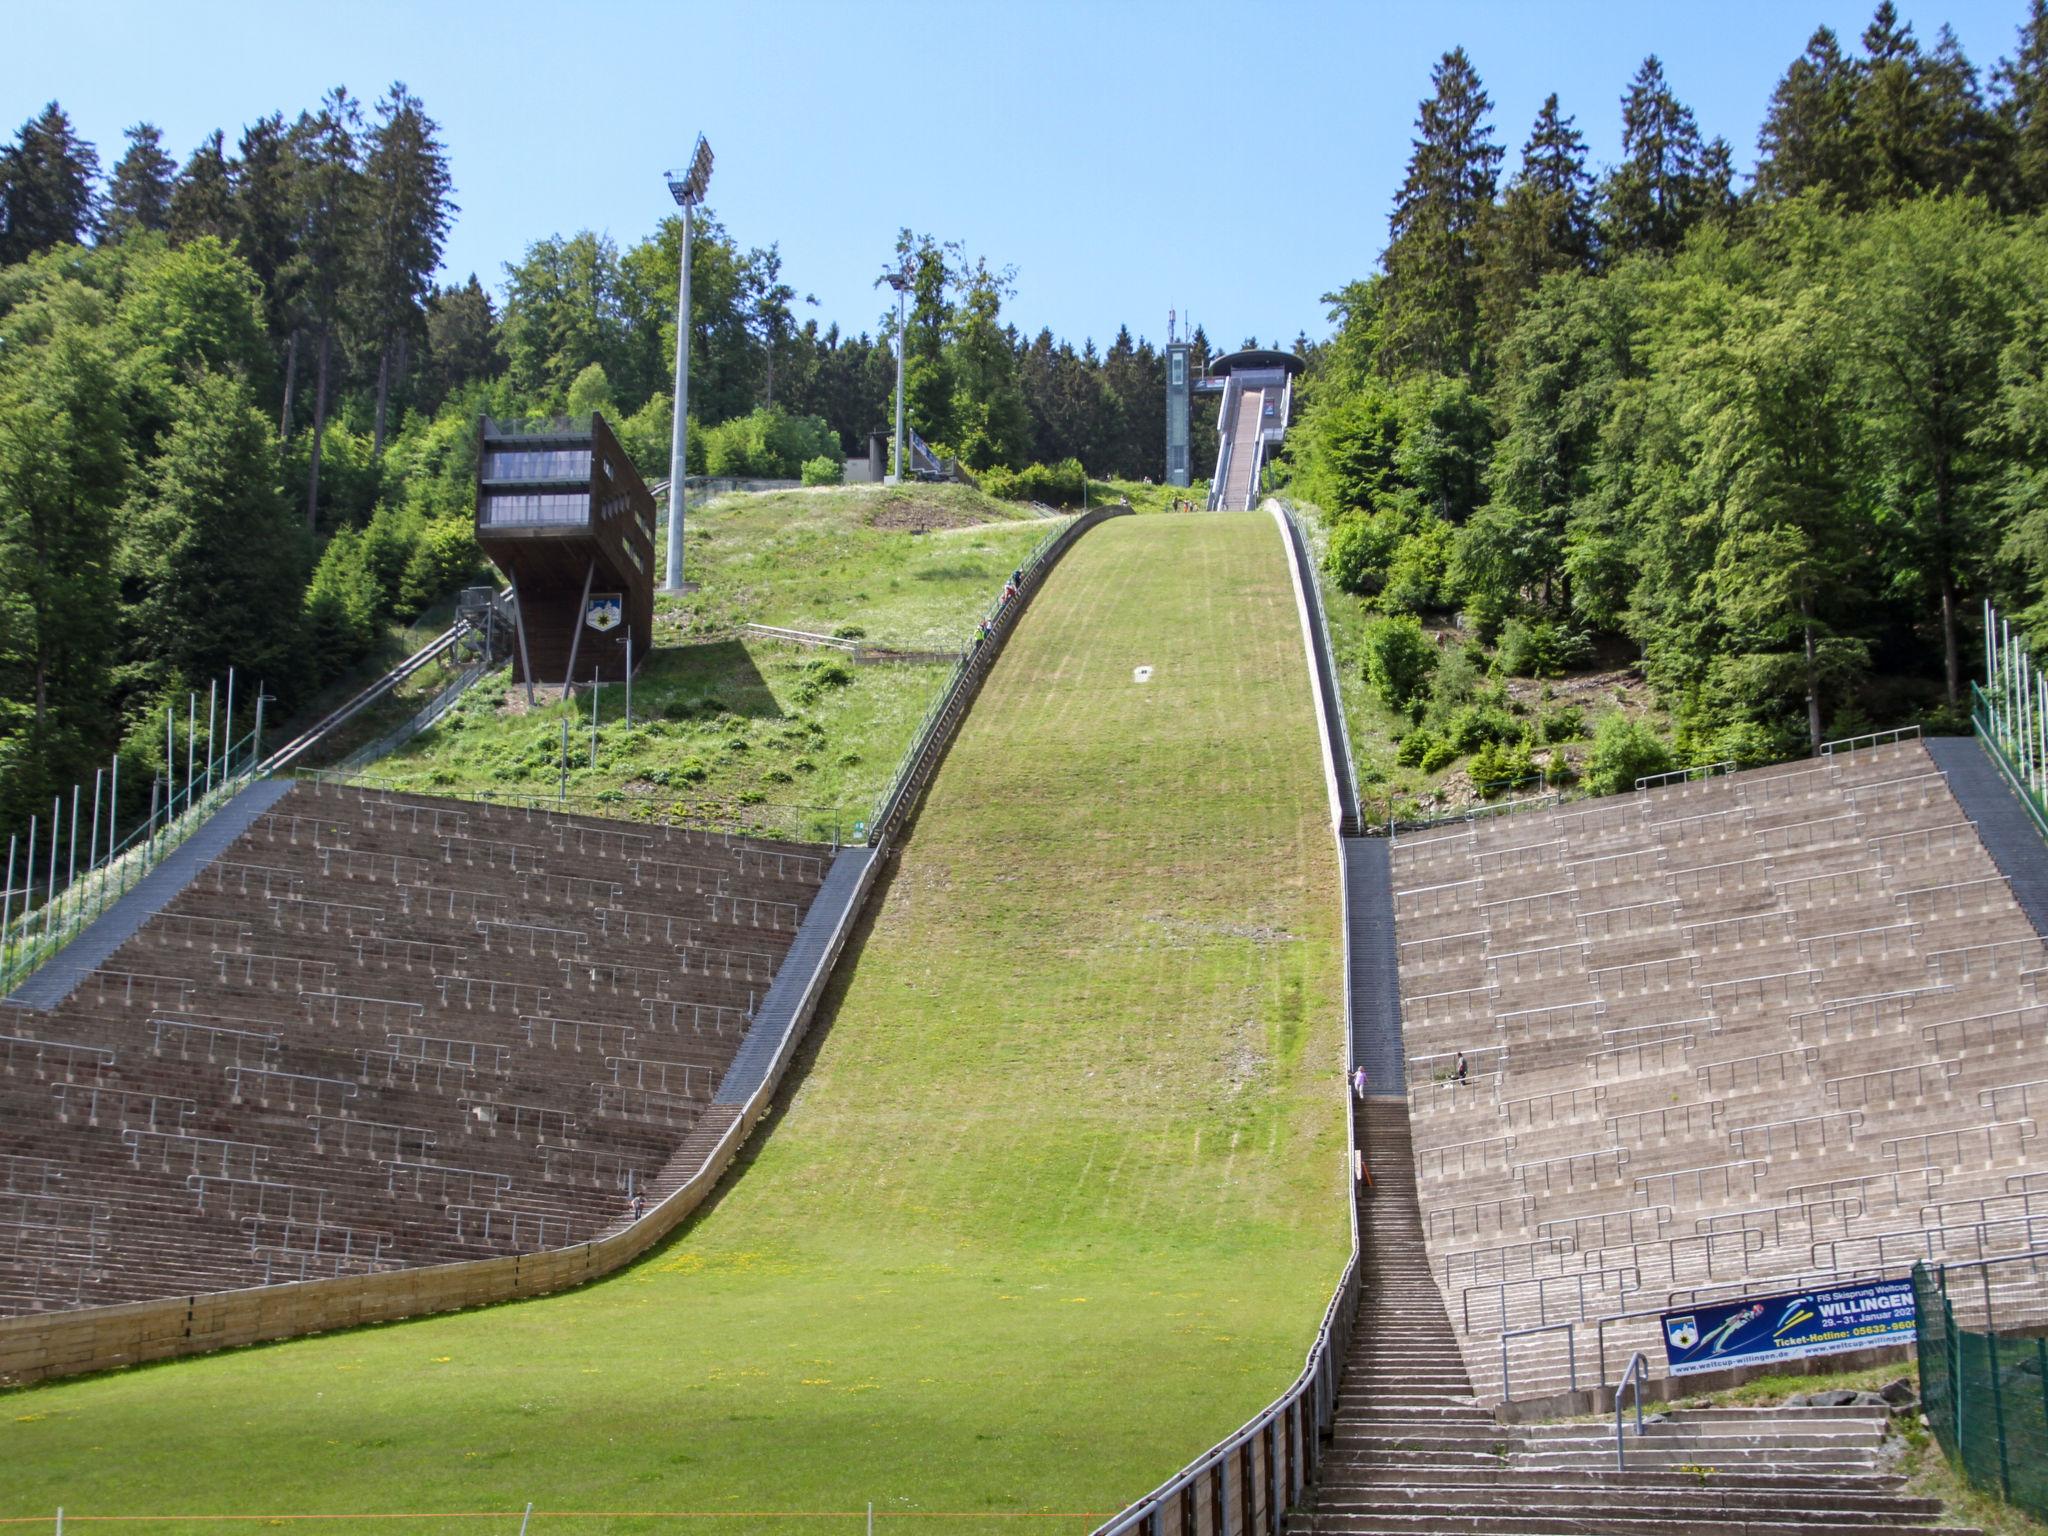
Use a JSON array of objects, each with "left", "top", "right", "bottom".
[
  {"left": 1699, "top": 720, "right": 1781, "bottom": 770},
  {"left": 301, "top": 527, "right": 382, "bottom": 678},
  {"left": 1469, "top": 738, "right": 1536, "bottom": 797},
  {"left": 1540, "top": 706, "right": 1586, "bottom": 744},
  {"left": 982, "top": 458, "right": 1086, "bottom": 506},
  {"left": 1381, "top": 516, "right": 1456, "bottom": 614},
  {"left": 1443, "top": 704, "right": 1523, "bottom": 754},
  {"left": 398, "top": 518, "right": 482, "bottom": 615},
  {"left": 801, "top": 455, "right": 842, "bottom": 487},
  {"left": 1419, "top": 737, "right": 1460, "bottom": 774},
  {"left": 702, "top": 407, "right": 838, "bottom": 478},
  {"left": 1395, "top": 729, "right": 1438, "bottom": 768},
  {"left": 1585, "top": 712, "right": 1673, "bottom": 796},
  {"left": 1362, "top": 615, "right": 1436, "bottom": 709},
  {"left": 1496, "top": 618, "right": 1594, "bottom": 678},
  {"left": 1324, "top": 514, "right": 1400, "bottom": 597}
]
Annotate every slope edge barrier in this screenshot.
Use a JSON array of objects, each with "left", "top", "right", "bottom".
[{"left": 0, "top": 512, "right": 1126, "bottom": 1389}]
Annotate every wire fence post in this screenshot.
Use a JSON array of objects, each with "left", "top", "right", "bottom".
[{"left": 44, "top": 798, "right": 58, "bottom": 940}]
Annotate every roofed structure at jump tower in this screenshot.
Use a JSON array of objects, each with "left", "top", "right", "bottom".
[{"left": 473, "top": 412, "right": 656, "bottom": 689}]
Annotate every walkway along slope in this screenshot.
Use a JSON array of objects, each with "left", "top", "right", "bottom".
[{"left": 0, "top": 510, "right": 1123, "bottom": 1389}]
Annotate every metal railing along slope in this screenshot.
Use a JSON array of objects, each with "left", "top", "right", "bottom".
[{"left": 257, "top": 588, "right": 511, "bottom": 775}]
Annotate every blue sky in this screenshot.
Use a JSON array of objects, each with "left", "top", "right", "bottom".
[{"left": 3, "top": 0, "right": 2036, "bottom": 351}]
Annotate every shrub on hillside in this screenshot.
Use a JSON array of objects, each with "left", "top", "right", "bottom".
[
  {"left": 1540, "top": 706, "right": 1586, "bottom": 744},
  {"left": 1362, "top": 615, "right": 1435, "bottom": 710},
  {"left": 1469, "top": 738, "right": 1536, "bottom": 797},
  {"left": 981, "top": 458, "right": 1086, "bottom": 506},
  {"left": 801, "top": 455, "right": 842, "bottom": 487},
  {"left": 1443, "top": 703, "right": 1523, "bottom": 754},
  {"left": 1381, "top": 516, "right": 1456, "bottom": 614},
  {"left": 1324, "top": 513, "right": 1400, "bottom": 597},
  {"left": 1585, "top": 712, "right": 1672, "bottom": 795},
  {"left": 1496, "top": 618, "right": 1594, "bottom": 678},
  {"left": 399, "top": 518, "right": 483, "bottom": 615},
  {"left": 703, "top": 407, "right": 838, "bottom": 479}
]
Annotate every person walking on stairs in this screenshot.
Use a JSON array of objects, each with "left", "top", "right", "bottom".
[{"left": 1352, "top": 1064, "right": 1367, "bottom": 1101}]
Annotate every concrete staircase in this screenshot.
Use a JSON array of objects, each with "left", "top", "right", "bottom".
[{"left": 1306, "top": 1101, "right": 1971, "bottom": 1534}]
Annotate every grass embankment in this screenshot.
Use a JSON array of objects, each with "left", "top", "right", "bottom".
[
  {"left": 1, "top": 511, "right": 1349, "bottom": 1535},
  {"left": 352, "top": 484, "right": 1059, "bottom": 838}
]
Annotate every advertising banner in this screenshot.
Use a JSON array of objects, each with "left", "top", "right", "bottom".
[{"left": 1662, "top": 1278, "right": 1916, "bottom": 1376}]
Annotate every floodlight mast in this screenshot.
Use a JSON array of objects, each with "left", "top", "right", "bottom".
[
  {"left": 663, "top": 134, "right": 714, "bottom": 593},
  {"left": 884, "top": 268, "right": 911, "bottom": 485}
]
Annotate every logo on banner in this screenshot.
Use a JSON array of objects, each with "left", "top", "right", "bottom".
[
  {"left": 585, "top": 595, "right": 623, "bottom": 633},
  {"left": 1665, "top": 1316, "right": 1699, "bottom": 1351}
]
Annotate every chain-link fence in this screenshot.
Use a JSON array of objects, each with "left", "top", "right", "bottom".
[{"left": 1914, "top": 1250, "right": 2048, "bottom": 1519}]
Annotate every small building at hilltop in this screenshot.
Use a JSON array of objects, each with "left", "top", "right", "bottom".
[{"left": 473, "top": 413, "right": 655, "bottom": 689}]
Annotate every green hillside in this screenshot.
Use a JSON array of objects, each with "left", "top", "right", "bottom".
[{"left": 0, "top": 511, "right": 1348, "bottom": 1534}]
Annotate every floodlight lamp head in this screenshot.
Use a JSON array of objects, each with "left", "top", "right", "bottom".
[
  {"left": 884, "top": 272, "right": 912, "bottom": 293},
  {"left": 666, "top": 134, "right": 715, "bottom": 207}
]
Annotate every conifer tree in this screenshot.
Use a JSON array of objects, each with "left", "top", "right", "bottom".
[
  {"left": 0, "top": 103, "right": 100, "bottom": 263},
  {"left": 358, "top": 83, "right": 452, "bottom": 455},
  {"left": 284, "top": 88, "right": 365, "bottom": 527},
  {"left": 1479, "top": 94, "right": 1594, "bottom": 346},
  {"left": 417, "top": 276, "right": 502, "bottom": 414},
  {"left": 1599, "top": 57, "right": 1729, "bottom": 257},
  {"left": 232, "top": 114, "right": 302, "bottom": 433},
  {"left": 1850, "top": 4, "right": 1991, "bottom": 203},
  {"left": 1381, "top": 47, "right": 1501, "bottom": 379},
  {"left": 102, "top": 123, "right": 175, "bottom": 241},
  {"left": 1756, "top": 28, "right": 1860, "bottom": 202},
  {"left": 1995, "top": 0, "right": 2048, "bottom": 209},
  {"left": 167, "top": 131, "right": 235, "bottom": 247}
]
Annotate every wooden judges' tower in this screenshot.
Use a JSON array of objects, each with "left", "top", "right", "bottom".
[{"left": 473, "top": 413, "right": 656, "bottom": 689}]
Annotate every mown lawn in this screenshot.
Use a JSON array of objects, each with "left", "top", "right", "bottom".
[{"left": 1, "top": 512, "right": 1348, "bottom": 1536}]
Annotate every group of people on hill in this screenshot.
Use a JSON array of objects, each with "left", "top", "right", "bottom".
[{"left": 973, "top": 570, "right": 1026, "bottom": 650}]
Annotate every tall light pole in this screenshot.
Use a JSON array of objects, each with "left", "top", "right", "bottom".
[
  {"left": 881, "top": 265, "right": 911, "bottom": 484},
  {"left": 663, "top": 135, "right": 714, "bottom": 593}
]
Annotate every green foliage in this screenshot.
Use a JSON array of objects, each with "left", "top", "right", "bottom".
[
  {"left": 1540, "top": 705, "right": 1586, "bottom": 743},
  {"left": 1420, "top": 736, "right": 1460, "bottom": 774},
  {"left": 982, "top": 458, "right": 1086, "bottom": 506},
  {"left": 118, "top": 372, "right": 306, "bottom": 701},
  {"left": 301, "top": 527, "right": 383, "bottom": 677},
  {"left": 1469, "top": 736, "right": 1536, "bottom": 795},
  {"left": 702, "top": 406, "right": 837, "bottom": 479},
  {"left": 1382, "top": 516, "right": 1457, "bottom": 613},
  {"left": 1361, "top": 615, "right": 1436, "bottom": 708},
  {"left": 1585, "top": 711, "right": 1673, "bottom": 794},
  {"left": 564, "top": 361, "right": 615, "bottom": 418},
  {"left": 1442, "top": 702, "right": 1523, "bottom": 753},
  {"left": 1324, "top": 513, "right": 1401, "bottom": 596},
  {"left": 399, "top": 519, "right": 481, "bottom": 615},
  {"left": 1496, "top": 616, "right": 1593, "bottom": 677},
  {"left": 800, "top": 454, "right": 842, "bottom": 487}
]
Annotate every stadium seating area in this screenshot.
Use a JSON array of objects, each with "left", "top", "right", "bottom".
[
  {"left": 1392, "top": 736, "right": 2048, "bottom": 1399},
  {"left": 0, "top": 781, "right": 827, "bottom": 1315}
]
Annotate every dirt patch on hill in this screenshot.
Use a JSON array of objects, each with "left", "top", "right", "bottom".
[{"left": 865, "top": 499, "right": 989, "bottom": 533}]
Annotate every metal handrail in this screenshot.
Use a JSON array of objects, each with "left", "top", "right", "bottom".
[
  {"left": 1614, "top": 1351, "right": 1648, "bottom": 1468},
  {"left": 259, "top": 587, "right": 512, "bottom": 775},
  {"left": 1501, "top": 1319, "right": 1578, "bottom": 1401}
]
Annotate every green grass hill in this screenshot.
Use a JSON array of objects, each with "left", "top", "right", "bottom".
[{"left": 1, "top": 511, "right": 1348, "bottom": 1534}]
